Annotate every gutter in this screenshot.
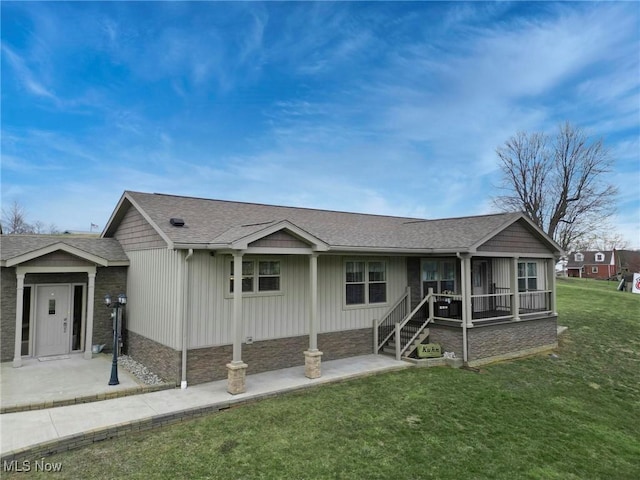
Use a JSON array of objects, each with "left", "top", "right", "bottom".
[
  {"left": 170, "top": 242, "right": 475, "bottom": 256},
  {"left": 181, "top": 249, "right": 193, "bottom": 389}
]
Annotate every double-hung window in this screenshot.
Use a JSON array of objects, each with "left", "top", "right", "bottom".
[
  {"left": 345, "top": 260, "right": 387, "bottom": 306},
  {"left": 421, "top": 259, "right": 457, "bottom": 294},
  {"left": 517, "top": 261, "right": 538, "bottom": 292},
  {"left": 229, "top": 259, "right": 281, "bottom": 294}
]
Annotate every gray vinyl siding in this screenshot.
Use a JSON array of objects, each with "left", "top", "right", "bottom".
[
  {"left": 477, "top": 219, "right": 551, "bottom": 254},
  {"left": 186, "top": 253, "right": 407, "bottom": 348},
  {"left": 114, "top": 206, "right": 167, "bottom": 251},
  {"left": 187, "top": 253, "right": 310, "bottom": 347},
  {"left": 21, "top": 251, "right": 95, "bottom": 267},
  {"left": 125, "top": 249, "right": 183, "bottom": 349},
  {"left": 249, "top": 231, "right": 310, "bottom": 248},
  {"left": 317, "top": 256, "right": 407, "bottom": 332}
]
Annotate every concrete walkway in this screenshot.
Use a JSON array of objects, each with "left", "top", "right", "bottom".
[{"left": 0, "top": 355, "right": 410, "bottom": 460}]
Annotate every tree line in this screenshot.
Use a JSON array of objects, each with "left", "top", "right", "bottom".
[{"left": 1, "top": 201, "right": 60, "bottom": 234}]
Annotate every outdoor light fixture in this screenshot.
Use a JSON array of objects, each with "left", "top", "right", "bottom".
[{"left": 104, "top": 293, "right": 127, "bottom": 386}]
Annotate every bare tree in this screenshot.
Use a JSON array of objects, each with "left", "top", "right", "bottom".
[
  {"left": 1, "top": 201, "right": 59, "bottom": 234},
  {"left": 573, "top": 227, "right": 629, "bottom": 252},
  {"left": 32, "top": 220, "right": 47, "bottom": 234},
  {"left": 493, "top": 122, "right": 618, "bottom": 251},
  {"left": 1, "top": 201, "right": 33, "bottom": 234}
]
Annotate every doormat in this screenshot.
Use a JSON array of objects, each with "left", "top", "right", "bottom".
[{"left": 38, "top": 355, "right": 71, "bottom": 362}]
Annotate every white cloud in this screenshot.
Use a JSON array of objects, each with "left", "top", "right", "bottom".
[
  {"left": 1, "top": 43, "right": 57, "bottom": 101},
  {"left": 1, "top": 1, "right": 638, "bottom": 246}
]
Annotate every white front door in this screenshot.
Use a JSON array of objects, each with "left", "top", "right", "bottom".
[{"left": 36, "top": 285, "right": 71, "bottom": 357}]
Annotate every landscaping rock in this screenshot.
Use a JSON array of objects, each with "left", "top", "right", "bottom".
[{"left": 117, "top": 355, "right": 165, "bottom": 385}]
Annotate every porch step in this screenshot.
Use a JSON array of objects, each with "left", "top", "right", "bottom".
[
  {"left": 404, "top": 328, "right": 430, "bottom": 358},
  {"left": 381, "top": 328, "right": 430, "bottom": 358}
]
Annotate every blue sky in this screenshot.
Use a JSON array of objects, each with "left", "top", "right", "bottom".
[{"left": 2, "top": 1, "right": 639, "bottom": 247}]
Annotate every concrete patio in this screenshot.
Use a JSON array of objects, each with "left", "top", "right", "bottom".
[
  {"left": 0, "top": 354, "right": 411, "bottom": 461},
  {"left": 1, "top": 353, "right": 153, "bottom": 412}
]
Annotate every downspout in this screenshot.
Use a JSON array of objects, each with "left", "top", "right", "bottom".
[
  {"left": 456, "top": 252, "right": 468, "bottom": 364},
  {"left": 181, "top": 249, "right": 194, "bottom": 389}
]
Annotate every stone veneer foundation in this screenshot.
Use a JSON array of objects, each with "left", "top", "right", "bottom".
[
  {"left": 429, "top": 316, "right": 557, "bottom": 365},
  {"left": 124, "top": 330, "right": 181, "bottom": 386},
  {"left": 126, "top": 327, "right": 372, "bottom": 386},
  {"left": 467, "top": 316, "right": 557, "bottom": 364}
]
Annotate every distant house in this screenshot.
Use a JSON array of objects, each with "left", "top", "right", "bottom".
[
  {"left": 566, "top": 250, "right": 616, "bottom": 279},
  {"left": 615, "top": 249, "right": 640, "bottom": 276},
  {"left": 1, "top": 191, "right": 563, "bottom": 395},
  {"left": 615, "top": 249, "right": 640, "bottom": 292}
]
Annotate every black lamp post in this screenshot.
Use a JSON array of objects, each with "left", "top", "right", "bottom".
[{"left": 104, "top": 293, "right": 127, "bottom": 386}]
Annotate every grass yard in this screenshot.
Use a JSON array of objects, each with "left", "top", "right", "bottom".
[{"left": 6, "top": 278, "right": 640, "bottom": 479}]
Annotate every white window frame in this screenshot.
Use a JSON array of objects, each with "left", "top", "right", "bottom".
[
  {"left": 344, "top": 259, "right": 388, "bottom": 308},
  {"left": 227, "top": 258, "right": 283, "bottom": 297},
  {"left": 420, "top": 258, "right": 457, "bottom": 296},
  {"left": 575, "top": 253, "right": 584, "bottom": 262},
  {"left": 595, "top": 253, "right": 604, "bottom": 262},
  {"left": 591, "top": 266, "right": 599, "bottom": 274},
  {"left": 517, "top": 261, "right": 538, "bottom": 292}
]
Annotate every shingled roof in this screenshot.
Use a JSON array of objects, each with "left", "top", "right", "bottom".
[
  {"left": 103, "top": 191, "right": 560, "bottom": 254},
  {"left": 566, "top": 250, "right": 614, "bottom": 268},
  {"left": 0, "top": 235, "right": 129, "bottom": 265}
]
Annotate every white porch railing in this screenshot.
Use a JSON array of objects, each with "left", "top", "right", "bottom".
[
  {"left": 519, "top": 290, "right": 552, "bottom": 315},
  {"left": 428, "top": 288, "right": 552, "bottom": 323}
]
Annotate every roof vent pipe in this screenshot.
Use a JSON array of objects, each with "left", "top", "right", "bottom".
[{"left": 170, "top": 218, "right": 185, "bottom": 227}]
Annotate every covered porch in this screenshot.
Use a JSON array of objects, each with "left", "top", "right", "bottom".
[{"left": 375, "top": 254, "right": 558, "bottom": 363}]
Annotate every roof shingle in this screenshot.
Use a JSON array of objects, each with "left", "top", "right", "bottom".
[
  {"left": 117, "top": 191, "right": 539, "bottom": 253},
  {"left": 0, "top": 235, "right": 129, "bottom": 263}
]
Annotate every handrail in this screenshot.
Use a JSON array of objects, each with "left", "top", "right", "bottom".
[
  {"left": 398, "top": 292, "right": 431, "bottom": 332},
  {"left": 470, "top": 292, "right": 511, "bottom": 299},
  {"left": 519, "top": 289, "right": 552, "bottom": 314},
  {"left": 375, "top": 287, "right": 410, "bottom": 352},
  {"left": 395, "top": 291, "right": 433, "bottom": 359},
  {"left": 375, "top": 286, "right": 410, "bottom": 328}
]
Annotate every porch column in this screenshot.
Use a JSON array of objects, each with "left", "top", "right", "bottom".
[
  {"left": 547, "top": 258, "right": 557, "bottom": 315},
  {"left": 13, "top": 273, "right": 25, "bottom": 368},
  {"left": 305, "top": 253, "right": 322, "bottom": 379},
  {"left": 84, "top": 271, "right": 96, "bottom": 360},
  {"left": 511, "top": 257, "right": 520, "bottom": 321},
  {"left": 462, "top": 255, "right": 473, "bottom": 327},
  {"left": 227, "top": 251, "right": 248, "bottom": 394}
]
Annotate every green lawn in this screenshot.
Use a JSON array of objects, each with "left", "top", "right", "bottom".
[{"left": 7, "top": 278, "right": 640, "bottom": 479}]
